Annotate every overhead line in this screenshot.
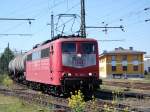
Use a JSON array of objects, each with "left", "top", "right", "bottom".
[
  {"left": 0, "top": 18, "right": 35, "bottom": 21},
  {"left": 99, "top": 0, "right": 139, "bottom": 21},
  {"left": 86, "top": 26, "right": 123, "bottom": 29},
  {"left": 107, "top": 2, "right": 150, "bottom": 25},
  {"left": 0, "top": 34, "right": 33, "bottom": 36},
  {"left": 97, "top": 39, "right": 125, "bottom": 42}
]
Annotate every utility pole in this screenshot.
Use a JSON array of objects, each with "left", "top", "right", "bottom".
[
  {"left": 51, "top": 13, "right": 54, "bottom": 39},
  {"left": 7, "top": 42, "right": 10, "bottom": 72},
  {"left": 7, "top": 42, "right": 9, "bottom": 49},
  {"left": 80, "top": 0, "right": 86, "bottom": 38},
  {"left": 80, "top": 0, "right": 124, "bottom": 35}
]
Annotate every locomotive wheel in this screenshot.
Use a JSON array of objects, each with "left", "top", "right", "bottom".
[{"left": 51, "top": 86, "right": 61, "bottom": 97}]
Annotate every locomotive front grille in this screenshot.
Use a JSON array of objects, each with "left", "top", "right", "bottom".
[{"left": 61, "top": 76, "right": 101, "bottom": 89}]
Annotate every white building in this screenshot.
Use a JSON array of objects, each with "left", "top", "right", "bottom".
[{"left": 144, "top": 55, "right": 150, "bottom": 73}]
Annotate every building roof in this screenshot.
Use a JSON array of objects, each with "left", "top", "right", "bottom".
[
  {"left": 144, "top": 55, "right": 150, "bottom": 58},
  {"left": 100, "top": 47, "right": 146, "bottom": 57}
]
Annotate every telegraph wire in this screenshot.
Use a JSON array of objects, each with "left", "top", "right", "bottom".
[
  {"left": 50, "top": 0, "right": 66, "bottom": 11},
  {"left": 107, "top": 3, "right": 150, "bottom": 25},
  {"left": 98, "top": 0, "right": 139, "bottom": 21},
  {"left": 6, "top": 0, "right": 35, "bottom": 16},
  {"left": 64, "top": 2, "right": 80, "bottom": 13},
  {"left": 7, "top": 0, "right": 48, "bottom": 18},
  {"left": 0, "top": 0, "right": 58, "bottom": 34},
  {"left": 0, "top": 0, "right": 66, "bottom": 37},
  {"left": 97, "top": 39, "right": 125, "bottom": 42}
]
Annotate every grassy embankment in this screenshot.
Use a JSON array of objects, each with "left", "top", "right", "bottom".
[
  {"left": 0, "top": 74, "right": 13, "bottom": 87},
  {"left": 0, "top": 94, "right": 49, "bottom": 112},
  {"left": 0, "top": 74, "right": 50, "bottom": 112}
]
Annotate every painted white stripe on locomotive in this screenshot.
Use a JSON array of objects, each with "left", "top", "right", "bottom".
[{"left": 62, "top": 54, "right": 96, "bottom": 68}]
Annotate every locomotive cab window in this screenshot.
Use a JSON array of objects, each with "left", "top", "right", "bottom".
[
  {"left": 32, "top": 51, "right": 41, "bottom": 60},
  {"left": 41, "top": 48, "right": 50, "bottom": 58},
  {"left": 62, "top": 43, "right": 76, "bottom": 53},
  {"left": 27, "top": 54, "right": 32, "bottom": 61},
  {"left": 81, "top": 43, "right": 95, "bottom": 54}
]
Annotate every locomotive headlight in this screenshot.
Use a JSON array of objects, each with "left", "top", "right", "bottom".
[
  {"left": 63, "top": 73, "right": 68, "bottom": 77},
  {"left": 89, "top": 73, "right": 92, "bottom": 76},
  {"left": 68, "top": 73, "right": 72, "bottom": 76},
  {"left": 77, "top": 53, "right": 82, "bottom": 57}
]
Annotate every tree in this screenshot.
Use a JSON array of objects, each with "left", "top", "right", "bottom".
[{"left": 0, "top": 46, "right": 14, "bottom": 74}]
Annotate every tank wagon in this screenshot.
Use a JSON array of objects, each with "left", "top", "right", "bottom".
[{"left": 9, "top": 36, "right": 101, "bottom": 96}]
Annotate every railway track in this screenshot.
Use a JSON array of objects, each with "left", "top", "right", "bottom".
[
  {"left": 103, "top": 80, "right": 150, "bottom": 90},
  {"left": 96, "top": 89, "right": 150, "bottom": 100},
  {"left": 0, "top": 85, "right": 142, "bottom": 112},
  {"left": 0, "top": 87, "right": 69, "bottom": 111}
]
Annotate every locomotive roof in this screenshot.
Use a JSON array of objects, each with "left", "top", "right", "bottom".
[
  {"left": 54, "top": 37, "right": 97, "bottom": 42},
  {"left": 26, "top": 36, "right": 97, "bottom": 54},
  {"left": 35, "top": 36, "right": 97, "bottom": 48}
]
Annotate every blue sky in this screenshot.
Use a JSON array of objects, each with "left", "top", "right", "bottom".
[{"left": 0, "top": 0, "right": 150, "bottom": 54}]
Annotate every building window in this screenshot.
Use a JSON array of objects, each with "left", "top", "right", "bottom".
[
  {"left": 112, "top": 66, "right": 116, "bottom": 71},
  {"left": 112, "top": 55, "right": 116, "bottom": 61},
  {"left": 133, "top": 55, "right": 138, "bottom": 60},
  {"left": 41, "top": 48, "right": 50, "bottom": 58},
  {"left": 122, "top": 55, "right": 127, "bottom": 61},
  {"left": 148, "top": 67, "right": 150, "bottom": 72},
  {"left": 122, "top": 66, "right": 127, "bottom": 71},
  {"left": 133, "top": 65, "right": 138, "bottom": 71}
]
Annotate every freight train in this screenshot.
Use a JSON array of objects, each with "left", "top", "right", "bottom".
[{"left": 9, "top": 36, "right": 101, "bottom": 96}]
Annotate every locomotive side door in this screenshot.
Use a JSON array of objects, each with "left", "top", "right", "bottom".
[{"left": 49, "top": 45, "right": 54, "bottom": 81}]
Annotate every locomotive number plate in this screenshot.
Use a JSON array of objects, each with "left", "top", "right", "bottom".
[{"left": 72, "top": 57, "right": 85, "bottom": 66}]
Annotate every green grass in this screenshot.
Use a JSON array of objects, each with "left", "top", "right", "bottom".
[
  {"left": 145, "top": 74, "right": 150, "bottom": 80},
  {"left": 0, "top": 94, "right": 50, "bottom": 112}
]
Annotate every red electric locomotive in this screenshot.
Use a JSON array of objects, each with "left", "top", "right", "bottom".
[{"left": 9, "top": 36, "right": 101, "bottom": 95}]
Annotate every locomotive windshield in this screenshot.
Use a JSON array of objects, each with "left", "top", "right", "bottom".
[
  {"left": 81, "top": 43, "right": 96, "bottom": 54},
  {"left": 62, "top": 42, "right": 96, "bottom": 68},
  {"left": 62, "top": 43, "right": 76, "bottom": 53}
]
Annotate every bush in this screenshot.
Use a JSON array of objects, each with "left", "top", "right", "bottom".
[
  {"left": 68, "top": 90, "right": 85, "bottom": 112},
  {"left": 0, "top": 75, "right": 6, "bottom": 83},
  {"left": 1, "top": 75, "right": 13, "bottom": 87}
]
